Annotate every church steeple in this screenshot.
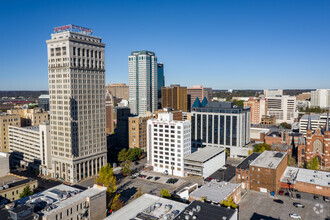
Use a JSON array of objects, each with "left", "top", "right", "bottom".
[
  {"left": 307, "top": 115, "right": 312, "bottom": 131},
  {"left": 325, "top": 112, "right": 329, "bottom": 132}
]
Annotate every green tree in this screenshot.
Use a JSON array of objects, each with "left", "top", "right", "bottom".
[
  {"left": 278, "top": 122, "right": 291, "bottom": 129},
  {"left": 233, "top": 100, "right": 244, "bottom": 107},
  {"left": 221, "top": 197, "right": 238, "bottom": 209},
  {"left": 287, "top": 155, "right": 296, "bottom": 167},
  {"left": 127, "top": 148, "right": 142, "bottom": 161},
  {"left": 306, "top": 157, "right": 319, "bottom": 170},
  {"left": 19, "top": 185, "right": 33, "bottom": 198},
  {"left": 121, "top": 160, "right": 132, "bottom": 176},
  {"left": 160, "top": 189, "right": 171, "bottom": 199},
  {"left": 253, "top": 143, "right": 271, "bottom": 153},
  {"left": 118, "top": 149, "right": 128, "bottom": 162},
  {"left": 95, "top": 163, "right": 118, "bottom": 208}
]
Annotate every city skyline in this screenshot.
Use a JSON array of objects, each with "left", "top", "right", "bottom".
[{"left": 1, "top": 0, "right": 330, "bottom": 90}]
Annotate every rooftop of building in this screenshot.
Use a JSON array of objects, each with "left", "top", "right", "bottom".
[
  {"left": 249, "top": 151, "right": 287, "bottom": 169},
  {"left": 12, "top": 184, "right": 106, "bottom": 217},
  {"left": 130, "top": 50, "right": 155, "bottom": 56},
  {"left": 300, "top": 114, "right": 330, "bottom": 121},
  {"left": 236, "top": 153, "right": 261, "bottom": 170},
  {"left": 295, "top": 168, "right": 330, "bottom": 187},
  {"left": 174, "top": 200, "right": 237, "bottom": 220},
  {"left": 189, "top": 180, "right": 240, "bottom": 203},
  {"left": 105, "top": 193, "right": 188, "bottom": 220},
  {"left": 38, "top": 94, "right": 49, "bottom": 99},
  {"left": 192, "top": 101, "right": 250, "bottom": 113},
  {"left": 184, "top": 147, "right": 225, "bottom": 163},
  {"left": 0, "top": 174, "right": 36, "bottom": 191}
]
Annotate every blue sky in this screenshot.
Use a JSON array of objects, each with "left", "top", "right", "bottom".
[{"left": 0, "top": 0, "right": 329, "bottom": 90}]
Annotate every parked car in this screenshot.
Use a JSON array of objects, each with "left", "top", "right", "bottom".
[
  {"left": 289, "top": 213, "right": 301, "bottom": 219},
  {"left": 296, "top": 194, "right": 301, "bottom": 199},
  {"left": 293, "top": 202, "right": 304, "bottom": 208},
  {"left": 284, "top": 192, "right": 290, "bottom": 197},
  {"left": 166, "top": 178, "right": 179, "bottom": 184},
  {"left": 323, "top": 196, "right": 329, "bottom": 202},
  {"left": 154, "top": 176, "right": 160, "bottom": 181},
  {"left": 279, "top": 190, "right": 284, "bottom": 195},
  {"left": 273, "top": 199, "right": 284, "bottom": 204},
  {"left": 147, "top": 176, "right": 153, "bottom": 180},
  {"left": 314, "top": 195, "right": 319, "bottom": 200}
]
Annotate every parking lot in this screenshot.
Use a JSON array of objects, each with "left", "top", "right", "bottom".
[{"left": 239, "top": 190, "right": 330, "bottom": 220}]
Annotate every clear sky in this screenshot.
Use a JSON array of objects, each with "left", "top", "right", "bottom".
[{"left": 1, "top": 0, "right": 329, "bottom": 90}]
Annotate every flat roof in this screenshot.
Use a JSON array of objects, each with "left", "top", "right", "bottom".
[
  {"left": 184, "top": 147, "right": 224, "bottom": 163},
  {"left": 249, "top": 151, "right": 287, "bottom": 169},
  {"left": 189, "top": 180, "right": 240, "bottom": 203},
  {"left": 237, "top": 153, "right": 261, "bottom": 170},
  {"left": 106, "top": 194, "right": 188, "bottom": 220},
  {"left": 295, "top": 168, "right": 330, "bottom": 187},
  {"left": 14, "top": 184, "right": 106, "bottom": 216},
  {"left": 174, "top": 200, "right": 237, "bottom": 220}
]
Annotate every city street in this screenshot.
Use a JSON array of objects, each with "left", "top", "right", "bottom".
[{"left": 239, "top": 190, "right": 330, "bottom": 220}]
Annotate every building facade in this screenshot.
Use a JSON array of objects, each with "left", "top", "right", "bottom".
[
  {"left": 115, "top": 107, "right": 131, "bottom": 149},
  {"left": 266, "top": 95, "right": 297, "bottom": 124},
  {"left": 46, "top": 25, "right": 107, "bottom": 183},
  {"left": 187, "top": 85, "right": 212, "bottom": 108},
  {"left": 264, "top": 89, "right": 283, "bottom": 97},
  {"left": 129, "top": 114, "right": 153, "bottom": 152},
  {"left": 298, "top": 116, "right": 330, "bottom": 169},
  {"left": 106, "top": 83, "right": 129, "bottom": 100},
  {"left": 129, "top": 50, "right": 158, "bottom": 115},
  {"left": 147, "top": 112, "right": 191, "bottom": 177},
  {"left": 0, "top": 113, "right": 21, "bottom": 153},
  {"left": 244, "top": 97, "right": 267, "bottom": 124},
  {"left": 311, "top": 89, "right": 330, "bottom": 108},
  {"left": 157, "top": 63, "right": 165, "bottom": 109},
  {"left": 7, "top": 108, "right": 49, "bottom": 127},
  {"left": 8, "top": 122, "right": 51, "bottom": 174},
  {"left": 191, "top": 102, "right": 251, "bottom": 158},
  {"left": 161, "top": 85, "right": 187, "bottom": 112},
  {"left": 38, "top": 94, "right": 50, "bottom": 111},
  {"left": 106, "top": 90, "right": 114, "bottom": 134},
  {"left": 236, "top": 152, "right": 260, "bottom": 189},
  {"left": 299, "top": 114, "right": 330, "bottom": 136},
  {"left": 249, "top": 151, "right": 288, "bottom": 194}
]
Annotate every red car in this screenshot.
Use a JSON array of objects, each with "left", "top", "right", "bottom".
[{"left": 279, "top": 190, "right": 284, "bottom": 195}]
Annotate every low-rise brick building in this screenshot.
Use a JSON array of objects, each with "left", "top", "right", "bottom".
[
  {"left": 236, "top": 152, "right": 260, "bottom": 190},
  {"left": 249, "top": 151, "right": 288, "bottom": 194}
]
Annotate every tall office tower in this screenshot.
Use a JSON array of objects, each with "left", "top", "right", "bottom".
[
  {"left": 128, "top": 113, "right": 153, "bottom": 152},
  {"left": 187, "top": 85, "right": 212, "bottom": 109},
  {"left": 38, "top": 94, "right": 50, "bottom": 111},
  {"left": 157, "top": 63, "right": 165, "bottom": 109},
  {"left": 128, "top": 51, "right": 158, "bottom": 115},
  {"left": 311, "top": 89, "right": 330, "bottom": 108},
  {"left": 162, "top": 85, "right": 188, "bottom": 112},
  {"left": 191, "top": 102, "right": 250, "bottom": 158},
  {"left": 147, "top": 112, "right": 191, "bottom": 177},
  {"left": 46, "top": 25, "right": 107, "bottom": 183}
]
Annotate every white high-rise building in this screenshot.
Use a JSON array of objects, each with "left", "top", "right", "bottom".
[
  {"left": 129, "top": 51, "right": 158, "bottom": 115},
  {"left": 264, "top": 89, "right": 283, "bottom": 97},
  {"left": 311, "top": 89, "right": 330, "bottom": 108},
  {"left": 266, "top": 95, "right": 298, "bottom": 124},
  {"left": 147, "top": 112, "right": 191, "bottom": 177},
  {"left": 46, "top": 25, "right": 107, "bottom": 183}
]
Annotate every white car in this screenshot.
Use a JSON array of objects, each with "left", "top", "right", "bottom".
[{"left": 289, "top": 213, "right": 301, "bottom": 219}]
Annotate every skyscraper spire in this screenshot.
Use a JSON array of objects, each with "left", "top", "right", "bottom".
[
  {"left": 307, "top": 115, "right": 312, "bottom": 131},
  {"left": 325, "top": 112, "right": 329, "bottom": 132}
]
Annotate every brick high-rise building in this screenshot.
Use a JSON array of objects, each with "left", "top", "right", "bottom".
[
  {"left": 187, "top": 85, "right": 212, "bottom": 109},
  {"left": 128, "top": 114, "right": 152, "bottom": 152},
  {"left": 106, "top": 83, "right": 129, "bottom": 100},
  {"left": 244, "top": 97, "right": 267, "bottom": 125},
  {"left": 161, "top": 85, "right": 187, "bottom": 112},
  {"left": 46, "top": 25, "right": 107, "bottom": 183},
  {"left": 7, "top": 108, "right": 49, "bottom": 127},
  {"left": 106, "top": 90, "right": 114, "bottom": 134}
]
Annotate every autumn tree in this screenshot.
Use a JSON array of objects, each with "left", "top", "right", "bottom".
[
  {"left": 95, "top": 163, "right": 118, "bottom": 209},
  {"left": 253, "top": 143, "right": 271, "bottom": 153},
  {"left": 121, "top": 160, "right": 132, "bottom": 176},
  {"left": 306, "top": 157, "right": 319, "bottom": 170},
  {"left": 160, "top": 189, "right": 171, "bottom": 199},
  {"left": 221, "top": 197, "right": 238, "bottom": 209}
]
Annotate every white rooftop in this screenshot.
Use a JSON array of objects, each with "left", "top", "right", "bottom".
[
  {"left": 295, "top": 168, "right": 330, "bottom": 187},
  {"left": 16, "top": 184, "right": 106, "bottom": 216},
  {"left": 250, "top": 151, "right": 287, "bottom": 169},
  {"left": 106, "top": 194, "right": 188, "bottom": 220},
  {"left": 189, "top": 180, "right": 240, "bottom": 203},
  {"left": 184, "top": 147, "right": 225, "bottom": 163}
]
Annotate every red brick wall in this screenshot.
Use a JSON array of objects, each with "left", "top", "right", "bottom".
[{"left": 295, "top": 181, "right": 330, "bottom": 197}]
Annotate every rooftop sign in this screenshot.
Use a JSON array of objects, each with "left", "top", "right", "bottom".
[{"left": 54, "top": 24, "right": 93, "bottom": 35}]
